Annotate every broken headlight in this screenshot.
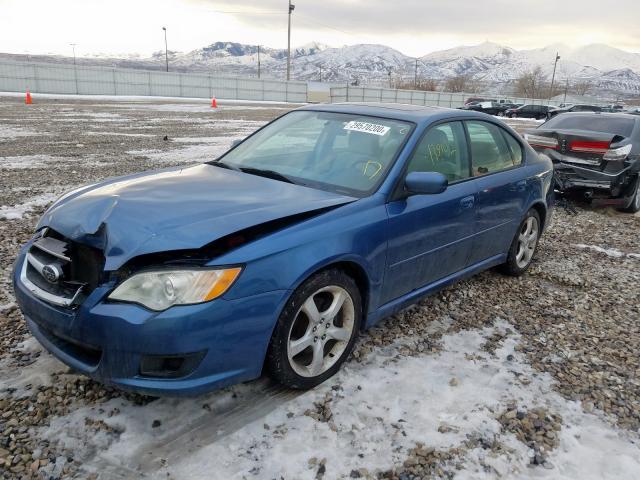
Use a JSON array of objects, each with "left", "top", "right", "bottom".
[{"left": 108, "top": 267, "right": 242, "bottom": 311}]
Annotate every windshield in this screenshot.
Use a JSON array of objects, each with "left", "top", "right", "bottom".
[
  {"left": 542, "top": 115, "right": 635, "bottom": 137},
  {"left": 215, "top": 110, "right": 413, "bottom": 196}
]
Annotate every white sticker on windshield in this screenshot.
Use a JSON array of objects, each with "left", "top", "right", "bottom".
[{"left": 344, "top": 121, "right": 390, "bottom": 136}]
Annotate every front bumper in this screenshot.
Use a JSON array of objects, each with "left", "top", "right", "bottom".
[{"left": 12, "top": 250, "right": 289, "bottom": 396}]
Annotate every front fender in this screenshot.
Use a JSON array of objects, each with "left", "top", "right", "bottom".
[{"left": 215, "top": 195, "right": 389, "bottom": 313}]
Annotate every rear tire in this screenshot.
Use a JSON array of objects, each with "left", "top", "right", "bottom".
[
  {"left": 619, "top": 177, "right": 640, "bottom": 213},
  {"left": 499, "top": 209, "right": 541, "bottom": 276},
  {"left": 266, "top": 269, "right": 362, "bottom": 390}
]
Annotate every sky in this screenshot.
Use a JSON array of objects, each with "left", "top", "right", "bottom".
[{"left": 1, "top": 0, "right": 639, "bottom": 58}]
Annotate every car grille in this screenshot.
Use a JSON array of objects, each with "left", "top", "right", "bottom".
[{"left": 20, "top": 228, "right": 105, "bottom": 308}]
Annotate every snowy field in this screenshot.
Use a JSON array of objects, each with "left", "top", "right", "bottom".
[{"left": 0, "top": 96, "right": 639, "bottom": 479}]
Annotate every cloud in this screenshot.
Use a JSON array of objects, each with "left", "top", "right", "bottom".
[
  {"left": 190, "top": 0, "right": 640, "bottom": 54},
  {"left": 2, "top": 0, "right": 638, "bottom": 57}
]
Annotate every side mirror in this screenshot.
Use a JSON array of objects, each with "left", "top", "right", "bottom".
[
  {"left": 405, "top": 171, "right": 448, "bottom": 195},
  {"left": 231, "top": 139, "right": 242, "bottom": 148}
]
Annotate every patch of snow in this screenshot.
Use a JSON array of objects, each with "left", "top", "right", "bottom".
[
  {"left": 0, "top": 191, "right": 62, "bottom": 220},
  {"left": 57, "top": 111, "right": 123, "bottom": 119},
  {"left": 574, "top": 243, "right": 639, "bottom": 259},
  {"left": 127, "top": 137, "right": 242, "bottom": 164},
  {"left": 0, "top": 154, "right": 66, "bottom": 169},
  {"left": 0, "top": 125, "right": 40, "bottom": 139},
  {"left": 84, "top": 132, "right": 156, "bottom": 138},
  {"left": 0, "top": 341, "right": 65, "bottom": 397},
  {"left": 0, "top": 302, "right": 16, "bottom": 313},
  {"left": 33, "top": 320, "right": 640, "bottom": 479}
]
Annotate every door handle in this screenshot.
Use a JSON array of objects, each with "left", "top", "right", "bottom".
[
  {"left": 459, "top": 195, "right": 475, "bottom": 209},
  {"left": 510, "top": 180, "right": 527, "bottom": 192}
]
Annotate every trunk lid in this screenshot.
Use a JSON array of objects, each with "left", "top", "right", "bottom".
[{"left": 525, "top": 128, "right": 627, "bottom": 166}]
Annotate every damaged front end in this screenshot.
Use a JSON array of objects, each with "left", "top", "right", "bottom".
[{"left": 12, "top": 163, "right": 358, "bottom": 395}]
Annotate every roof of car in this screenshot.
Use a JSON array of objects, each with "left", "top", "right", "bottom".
[{"left": 299, "top": 102, "right": 489, "bottom": 123}]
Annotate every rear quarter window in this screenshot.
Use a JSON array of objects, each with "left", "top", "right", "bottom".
[{"left": 502, "top": 132, "right": 523, "bottom": 166}]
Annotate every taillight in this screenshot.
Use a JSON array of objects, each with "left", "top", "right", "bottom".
[
  {"left": 524, "top": 133, "right": 558, "bottom": 149},
  {"left": 603, "top": 144, "right": 632, "bottom": 161},
  {"left": 569, "top": 140, "right": 610, "bottom": 154}
]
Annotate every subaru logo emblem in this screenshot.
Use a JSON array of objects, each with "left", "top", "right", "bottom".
[{"left": 41, "top": 265, "right": 61, "bottom": 284}]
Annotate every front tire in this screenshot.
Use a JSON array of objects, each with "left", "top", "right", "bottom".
[
  {"left": 500, "top": 209, "right": 541, "bottom": 276},
  {"left": 266, "top": 269, "right": 362, "bottom": 390}
]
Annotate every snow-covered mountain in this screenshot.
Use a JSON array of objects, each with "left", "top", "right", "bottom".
[{"left": 2, "top": 41, "right": 640, "bottom": 97}]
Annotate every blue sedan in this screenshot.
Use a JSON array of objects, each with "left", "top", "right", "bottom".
[{"left": 13, "top": 103, "right": 553, "bottom": 395}]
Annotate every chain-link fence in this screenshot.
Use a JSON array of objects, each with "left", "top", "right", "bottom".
[{"left": 0, "top": 60, "right": 308, "bottom": 103}]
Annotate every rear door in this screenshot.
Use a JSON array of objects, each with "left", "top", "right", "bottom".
[
  {"left": 382, "top": 121, "right": 477, "bottom": 303},
  {"left": 521, "top": 106, "right": 535, "bottom": 118},
  {"left": 465, "top": 120, "right": 529, "bottom": 264}
]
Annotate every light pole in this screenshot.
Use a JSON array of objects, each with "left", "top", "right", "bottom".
[
  {"left": 257, "top": 45, "right": 261, "bottom": 79},
  {"left": 162, "top": 27, "right": 169, "bottom": 72},
  {"left": 286, "top": 1, "right": 295, "bottom": 81},
  {"left": 70, "top": 43, "right": 77, "bottom": 65},
  {"left": 548, "top": 52, "right": 560, "bottom": 101}
]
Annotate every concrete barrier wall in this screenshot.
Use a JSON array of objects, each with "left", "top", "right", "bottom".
[
  {"left": 329, "top": 85, "right": 574, "bottom": 108},
  {"left": 0, "top": 60, "right": 308, "bottom": 103}
]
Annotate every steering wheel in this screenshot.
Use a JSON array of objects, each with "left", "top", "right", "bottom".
[{"left": 348, "top": 158, "right": 384, "bottom": 180}]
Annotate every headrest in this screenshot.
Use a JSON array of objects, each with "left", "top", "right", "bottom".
[{"left": 424, "top": 129, "right": 449, "bottom": 146}]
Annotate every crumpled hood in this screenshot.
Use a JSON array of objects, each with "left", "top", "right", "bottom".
[{"left": 38, "top": 164, "right": 355, "bottom": 270}]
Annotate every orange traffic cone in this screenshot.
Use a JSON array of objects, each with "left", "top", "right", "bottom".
[
  {"left": 25, "top": 90, "right": 33, "bottom": 105},
  {"left": 211, "top": 97, "right": 217, "bottom": 108}
]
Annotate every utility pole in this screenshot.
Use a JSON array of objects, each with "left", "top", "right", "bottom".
[
  {"left": 162, "top": 27, "right": 169, "bottom": 72},
  {"left": 70, "top": 43, "right": 77, "bottom": 65},
  {"left": 319, "top": 64, "right": 323, "bottom": 82},
  {"left": 563, "top": 78, "right": 569, "bottom": 104},
  {"left": 548, "top": 52, "right": 560, "bottom": 103},
  {"left": 70, "top": 44, "right": 78, "bottom": 94},
  {"left": 414, "top": 58, "right": 418, "bottom": 88},
  {"left": 387, "top": 68, "right": 393, "bottom": 88},
  {"left": 257, "top": 45, "right": 261, "bottom": 79},
  {"left": 286, "top": 0, "right": 295, "bottom": 81}
]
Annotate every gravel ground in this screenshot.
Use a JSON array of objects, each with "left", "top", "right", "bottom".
[{"left": 0, "top": 96, "right": 638, "bottom": 479}]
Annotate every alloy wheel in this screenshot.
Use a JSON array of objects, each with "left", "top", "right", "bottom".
[
  {"left": 287, "top": 285, "right": 355, "bottom": 377},
  {"left": 515, "top": 216, "right": 539, "bottom": 269}
]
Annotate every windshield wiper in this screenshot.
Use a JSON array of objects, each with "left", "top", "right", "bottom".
[
  {"left": 211, "top": 160, "right": 241, "bottom": 171},
  {"left": 239, "top": 167, "right": 296, "bottom": 184}
]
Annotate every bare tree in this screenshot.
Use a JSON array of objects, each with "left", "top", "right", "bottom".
[
  {"left": 418, "top": 78, "right": 439, "bottom": 91},
  {"left": 392, "top": 78, "right": 439, "bottom": 91},
  {"left": 514, "top": 66, "right": 547, "bottom": 98},
  {"left": 572, "top": 80, "right": 592, "bottom": 96},
  {"left": 444, "top": 75, "right": 472, "bottom": 93}
]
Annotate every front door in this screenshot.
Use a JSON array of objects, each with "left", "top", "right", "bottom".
[{"left": 382, "top": 121, "right": 477, "bottom": 304}]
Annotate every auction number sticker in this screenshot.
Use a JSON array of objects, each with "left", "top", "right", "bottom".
[{"left": 344, "top": 121, "right": 390, "bottom": 136}]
